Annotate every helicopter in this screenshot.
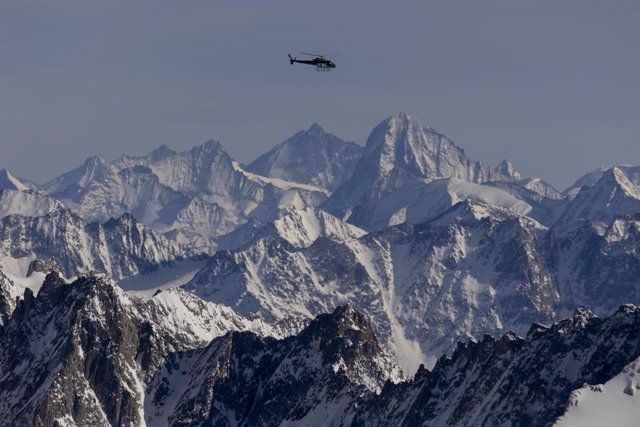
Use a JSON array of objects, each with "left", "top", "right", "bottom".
[{"left": 288, "top": 52, "right": 337, "bottom": 71}]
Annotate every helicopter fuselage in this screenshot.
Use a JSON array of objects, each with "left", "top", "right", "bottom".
[{"left": 288, "top": 54, "right": 336, "bottom": 70}]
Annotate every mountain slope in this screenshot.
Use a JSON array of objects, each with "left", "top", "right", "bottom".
[
  {"left": 549, "top": 215, "right": 640, "bottom": 315},
  {"left": 345, "top": 176, "right": 534, "bottom": 230},
  {"left": 0, "top": 275, "right": 397, "bottom": 427},
  {"left": 185, "top": 202, "right": 560, "bottom": 371},
  {"left": 186, "top": 191, "right": 640, "bottom": 374},
  {"left": 555, "top": 355, "right": 640, "bottom": 427},
  {"left": 485, "top": 179, "right": 564, "bottom": 225},
  {"left": 246, "top": 123, "right": 363, "bottom": 192},
  {"left": 0, "top": 189, "right": 66, "bottom": 219},
  {"left": 0, "top": 211, "right": 189, "bottom": 281},
  {"left": 146, "top": 304, "right": 400, "bottom": 426},
  {"left": 355, "top": 305, "right": 640, "bottom": 426}
]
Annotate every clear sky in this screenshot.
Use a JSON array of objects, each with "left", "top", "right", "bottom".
[{"left": 1, "top": 0, "right": 638, "bottom": 190}]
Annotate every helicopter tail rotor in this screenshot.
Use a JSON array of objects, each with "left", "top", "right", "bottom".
[{"left": 288, "top": 54, "right": 295, "bottom": 64}]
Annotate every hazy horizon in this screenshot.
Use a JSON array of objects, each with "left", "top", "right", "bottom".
[{"left": 1, "top": 0, "right": 638, "bottom": 189}]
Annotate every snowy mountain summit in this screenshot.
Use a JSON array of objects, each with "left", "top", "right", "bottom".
[
  {"left": 247, "top": 123, "right": 362, "bottom": 191},
  {"left": 324, "top": 113, "right": 530, "bottom": 229}
]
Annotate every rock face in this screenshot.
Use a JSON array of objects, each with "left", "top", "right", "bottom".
[
  {"left": 0, "top": 273, "right": 290, "bottom": 427},
  {"left": 0, "top": 275, "right": 396, "bottom": 427},
  {"left": 354, "top": 305, "right": 640, "bottom": 426},
  {"left": 0, "top": 211, "right": 189, "bottom": 280},
  {"left": 549, "top": 215, "right": 640, "bottom": 315},
  {"left": 26, "top": 258, "right": 62, "bottom": 277},
  {"left": 146, "top": 304, "right": 400, "bottom": 426},
  {"left": 0, "top": 268, "right": 19, "bottom": 326},
  {"left": 0, "top": 273, "right": 147, "bottom": 426},
  {"left": 246, "top": 123, "right": 363, "bottom": 192},
  {"left": 185, "top": 201, "right": 560, "bottom": 370}
]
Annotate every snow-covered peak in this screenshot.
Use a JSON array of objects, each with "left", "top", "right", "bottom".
[
  {"left": 307, "top": 122, "right": 325, "bottom": 134},
  {"left": 361, "top": 112, "right": 444, "bottom": 174},
  {"left": 0, "top": 169, "right": 29, "bottom": 191},
  {"left": 190, "top": 139, "right": 225, "bottom": 157},
  {"left": 41, "top": 138, "right": 329, "bottom": 252},
  {"left": 518, "top": 177, "right": 563, "bottom": 200},
  {"left": 215, "top": 207, "right": 367, "bottom": 251},
  {"left": 601, "top": 166, "right": 640, "bottom": 198},
  {"left": 494, "top": 160, "right": 522, "bottom": 181},
  {"left": 44, "top": 155, "right": 113, "bottom": 195},
  {"left": 77, "top": 155, "right": 111, "bottom": 183},
  {"left": 148, "top": 144, "right": 176, "bottom": 161},
  {"left": 565, "top": 164, "right": 640, "bottom": 198},
  {"left": 135, "top": 286, "right": 283, "bottom": 343},
  {"left": 270, "top": 207, "right": 366, "bottom": 248},
  {"left": 324, "top": 113, "right": 523, "bottom": 222},
  {"left": 556, "top": 305, "right": 597, "bottom": 332},
  {"left": 383, "top": 112, "right": 431, "bottom": 132},
  {"left": 555, "top": 166, "right": 640, "bottom": 229},
  {"left": 246, "top": 123, "right": 362, "bottom": 192},
  {"left": 362, "top": 113, "right": 521, "bottom": 184}
]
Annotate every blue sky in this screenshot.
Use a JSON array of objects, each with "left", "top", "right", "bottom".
[{"left": 1, "top": 0, "right": 638, "bottom": 189}]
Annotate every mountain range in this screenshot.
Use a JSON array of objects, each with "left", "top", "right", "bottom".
[
  {"left": 1, "top": 113, "right": 639, "bottom": 425},
  {"left": 0, "top": 272, "right": 637, "bottom": 426}
]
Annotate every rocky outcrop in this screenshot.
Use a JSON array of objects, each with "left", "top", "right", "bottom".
[
  {"left": 355, "top": 305, "right": 640, "bottom": 426},
  {"left": 146, "top": 304, "right": 400, "bottom": 426},
  {"left": 0, "top": 273, "right": 294, "bottom": 426}
]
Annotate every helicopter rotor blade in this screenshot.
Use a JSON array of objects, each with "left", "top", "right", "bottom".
[{"left": 300, "top": 52, "right": 340, "bottom": 58}]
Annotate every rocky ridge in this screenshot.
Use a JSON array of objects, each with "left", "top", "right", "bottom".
[{"left": 1, "top": 276, "right": 637, "bottom": 427}]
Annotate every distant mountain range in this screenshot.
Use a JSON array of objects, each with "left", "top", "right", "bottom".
[{"left": 1, "top": 113, "right": 639, "bottom": 425}]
